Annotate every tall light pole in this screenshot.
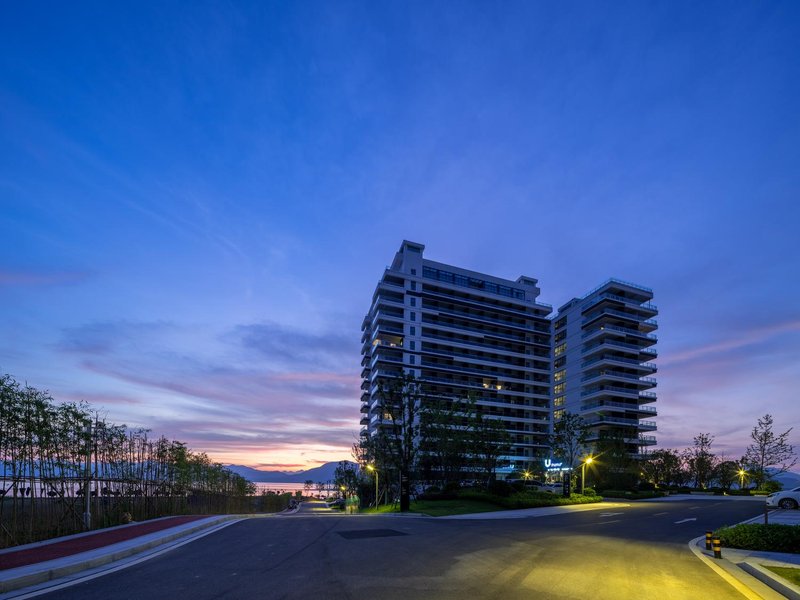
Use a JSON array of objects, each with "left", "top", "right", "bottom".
[
  {"left": 581, "top": 456, "right": 594, "bottom": 495},
  {"left": 738, "top": 469, "right": 747, "bottom": 490},
  {"left": 366, "top": 465, "right": 378, "bottom": 508}
]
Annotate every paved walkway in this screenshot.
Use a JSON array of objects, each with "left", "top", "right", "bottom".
[
  {"left": 0, "top": 515, "right": 240, "bottom": 595},
  {"left": 0, "top": 516, "right": 207, "bottom": 571}
]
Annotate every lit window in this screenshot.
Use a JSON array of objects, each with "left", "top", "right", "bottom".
[
  {"left": 554, "top": 369, "right": 566, "bottom": 382},
  {"left": 554, "top": 395, "right": 565, "bottom": 407}
]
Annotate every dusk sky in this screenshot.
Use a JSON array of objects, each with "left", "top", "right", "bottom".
[{"left": 1, "top": 2, "right": 798, "bottom": 471}]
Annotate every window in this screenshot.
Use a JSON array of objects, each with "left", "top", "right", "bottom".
[
  {"left": 411, "top": 268, "right": 417, "bottom": 275},
  {"left": 554, "top": 330, "right": 566, "bottom": 343},
  {"left": 410, "top": 312, "right": 416, "bottom": 321},
  {"left": 554, "top": 409, "right": 565, "bottom": 421},
  {"left": 410, "top": 297, "right": 416, "bottom": 307},
  {"left": 554, "top": 357, "right": 565, "bottom": 369},
  {"left": 409, "top": 355, "right": 415, "bottom": 364},
  {"left": 554, "top": 395, "right": 565, "bottom": 407},
  {"left": 410, "top": 281, "right": 417, "bottom": 291},
  {"left": 554, "top": 369, "right": 566, "bottom": 382},
  {"left": 555, "top": 317, "right": 567, "bottom": 330},
  {"left": 554, "top": 383, "right": 565, "bottom": 395},
  {"left": 410, "top": 341, "right": 415, "bottom": 350},
  {"left": 554, "top": 343, "right": 567, "bottom": 356},
  {"left": 410, "top": 326, "right": 416, "bottom": 335}
]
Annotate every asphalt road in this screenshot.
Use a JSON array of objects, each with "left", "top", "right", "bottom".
[{"left": 37, "top": 498, "right": 764, "bottom": 600}]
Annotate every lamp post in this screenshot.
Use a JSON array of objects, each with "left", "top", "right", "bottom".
[
  {"left": 581, "top": 456, "right": 594, "bottom": 495},
  {"left": 366, "top": 464, "right": 379, "bottom": 508},
  {"left": 738, "top": 469, "right": 747, "bottom": 490},
  {"left": 522, "top": 470, "right": 532, "bottom": 482}
]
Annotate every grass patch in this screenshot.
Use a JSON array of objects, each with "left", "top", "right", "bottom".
[
  {"left": 600, "top": 490, "right": 666, "bottom": 500},
  {"left": 713, "top": 524, "right": 800, "bottom": 554},
  {"left": 763, "top": 566, "right": 800, "bottom": 586},
  {"left": 360, "top": 492, "right": 602, "bottom": 517}
]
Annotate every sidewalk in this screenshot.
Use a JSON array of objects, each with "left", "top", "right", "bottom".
[
  {"left": 690, "top": 508, "right": 800, "bottom": 600},
  {"left": 0, "top": 515, "right": 239, "bottom": 596}
]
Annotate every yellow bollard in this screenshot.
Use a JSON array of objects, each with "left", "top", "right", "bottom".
[
  {"left": 712, "top": 536, "right": 722, "bottom": 559},
  {"left": 705, "top": 531, "right": 712, "bottom": 551}
]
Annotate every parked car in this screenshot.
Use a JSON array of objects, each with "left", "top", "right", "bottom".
[
  {"left": 766, "top": 486, "right": 800, "bottom": 509},
  {"left": 326, "top": 498, "right": 345, "bottom": 509}
]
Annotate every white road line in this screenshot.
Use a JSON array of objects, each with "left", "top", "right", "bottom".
[
  {"left": 653, "top": 512, "right": 669, "bottom": 516},
  {"left": 598, "top": 512, "right": 623, "bottom": 517},
  {"left": 674, "top": 518, "right": 697, "bottom": 524}
]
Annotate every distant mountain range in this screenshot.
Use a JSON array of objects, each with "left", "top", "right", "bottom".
[{"left": 225, "top": 461, "right": 356, "bottom": 483}]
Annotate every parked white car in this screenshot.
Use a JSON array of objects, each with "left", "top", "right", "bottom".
[{"left": 766, "top": 486, "right": 800, "bottom": 509}]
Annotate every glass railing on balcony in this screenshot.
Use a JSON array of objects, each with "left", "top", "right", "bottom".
[
  {"left": 581, "top": 324, "right": 658, "bottom": 341},
  {"left": 582, "top": 308, "right": 651, "bottom": 325},
  {"left": 582, "top": 291, "right": 658, "bottom": 313},
  {"left": 639, "top": 391, "right": 657, "bottom": 399},
  {"left": 582, "top": 400, "right": 657, "bottom": 413},
  {"left": 581, "top": 355, "right": 658, "bottom": 370},
  {"left": 581, "top": 385, "right": 640, "bottom": 397},
  {"left": 427, "top": 303, "right": 539, "bottom": 332},
  {"left": 422, "top": 315, "right": 527, "bottom": 344},
  {"left": 583, "top": 339, "right": 646, "bottom": 354}
]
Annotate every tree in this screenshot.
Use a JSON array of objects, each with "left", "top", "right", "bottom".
[
  {"left": 333, "top": 461, "right": 359, "bottom": 496},
  {"left": 548, "top": 412, "right": 589, "bottom": 496},
  {"left": 592, "top": 431, "right": 636, "bottom": 491},
  {"left": 641, "top": 448, "right": 687, "bottom": 488},
  {"left": 303, "top": 480, "right": 313, "bottom": 496},
  {"left": 419, "top": 395, "right": 472, "bottom": 485},
  {"left": 469, "top": 405, "right": 512, "bottom": 486},
  {"left": 375, "top": 373, "right": 425, "bottom": 511},
  {"left": 742, "top": 414, "right": 797, "bottom": 490},
  {"left": 683, "top": 433, "right": 717, "bottom": 489},
  {"left": 713, "top": 460, "right": 740, "bottom": 492}
]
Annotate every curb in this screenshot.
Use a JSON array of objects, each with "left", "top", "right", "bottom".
[
  {"left": 739, "top": 562, "right": 800, "bottom": 600},
  {"left": 0, "top": 515, "right": 240, "bottom": 595},
  {"left": 687, "top": 536, "right": 780, "bottom": 600}
]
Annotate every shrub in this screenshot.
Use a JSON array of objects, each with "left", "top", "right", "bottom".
[
  {"left": 762, "top": 481, "right": 783, "bottom": 493},
  {"left": 726, "top": 489, "right": 751, "bottom": 496},
  {"left": 488, "top": 480, "right": 515, "bottom": 497},
  {"left": 638, "top": 482, "right": 655, "bottom": 492},
  {"left": 601, "top": 489, "right": 664, "bottom": 500},
  {"left": 714, "top": 524, "right": 800, "bottom": 554},
  {"left": 583, "top": 487, "right": 597, "bottom": 497}
]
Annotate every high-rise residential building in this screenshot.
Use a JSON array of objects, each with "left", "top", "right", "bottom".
[
  {"left": 552, "top": 279, "right": 658, "bottom": 457},
  {"left": 360, "top": 241, "right": 553, "bottom": 475}
]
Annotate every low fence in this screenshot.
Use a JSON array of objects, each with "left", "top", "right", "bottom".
[{"left": 0, "top": 477, "right": 257, "bottom": 548}]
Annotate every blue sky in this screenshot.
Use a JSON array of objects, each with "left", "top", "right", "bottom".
[{"left": 1, "top": 2, "right": 798, "bottom": 469}]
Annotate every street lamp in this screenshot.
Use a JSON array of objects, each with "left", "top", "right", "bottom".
[
  {"left": 366, "top": 464, "right": 379, "bottom": 508},
  {"left": 738, "top": 469, "right": 747, "bottom": 490},
  {"left": 581, "top": 456, "right": 594, "bottom": 495},
  {"left": 522, "top": 470, "right": 532, "bottom": 482}
]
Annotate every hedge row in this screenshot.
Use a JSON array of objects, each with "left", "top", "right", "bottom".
[{"left": 714, "top": 524, "right": 800, "bottom": 554}]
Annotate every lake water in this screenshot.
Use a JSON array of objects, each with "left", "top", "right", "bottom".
[{"left": 253, "top": 482, "right": 332, "bottom": 497}]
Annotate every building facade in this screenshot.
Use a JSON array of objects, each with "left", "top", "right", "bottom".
[
  {"left": 360, "top": 243, "right": 658, "bottom": 478},
  {"left": 360, "top": 241, "right": 553, "bottom": 475},
  {"left": 552, "top": 279, "right": 658, "bottom": 457}
]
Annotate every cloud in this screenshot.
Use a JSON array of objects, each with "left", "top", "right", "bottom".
[
  {"left": 661, "top": 319, "right": 800, "bottom": 366},
  {"left": 53, "top": 319, "right": 361, "bottom": 467},
  {"left": 231, "top": 322, "right": 358, "bottom": 371},
  {"left": 0, "top": 269, "right": 90, "bottom": 287}
]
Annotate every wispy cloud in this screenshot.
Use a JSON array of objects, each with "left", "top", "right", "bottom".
[
  {"left": 661, "top": 319, "right": 800, "bottom": 366},
  {"left": 0, "top": 269, "right": 91, "bottom": 287},
  {"left": 53, "top": 319, "right": 360, "bottom": 468}
]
